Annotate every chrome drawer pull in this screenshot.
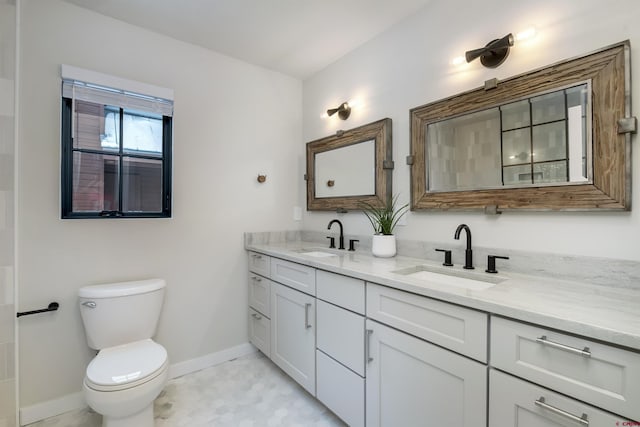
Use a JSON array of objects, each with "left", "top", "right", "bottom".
[
  {"left": 536, "top": 336, "right": 591, "bottom": 357},
  {"left": 366, "top": 329, "right": 374, "bottom": 363},
  {"left": 535, "top": 397, "right": 589, "bottom": 426},
  {"left": 251, "top": 313, "right": 262, "bottom": 320},
  {"left": 252, "top": 276, "right": 262, "bottom": 282},
  {"left": 304, "top": 303, "right": 312, "bottom": 329}
]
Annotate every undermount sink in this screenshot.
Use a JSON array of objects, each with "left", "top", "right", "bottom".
[
  {"left": 291, "top": 248, "right": 339, "bottom": 258},
  {"left": 391, "top": 264, "right": 506, "bottom": 291}
]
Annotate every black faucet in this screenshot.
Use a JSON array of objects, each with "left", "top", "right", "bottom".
[
  {"left": 327, "top": 219, "right": 345, "bottom": 250},
  {"left": 454, "top": 224, "right": 474, "bottom": 269}
]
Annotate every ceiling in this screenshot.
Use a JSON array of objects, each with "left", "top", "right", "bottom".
[{"left": 62, "top": 0, "right": 432, "bottom": 79}]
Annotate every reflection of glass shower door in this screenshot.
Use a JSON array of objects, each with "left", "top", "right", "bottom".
[{"left": 0, "top": 1, "right": 17, "bottom": 426}]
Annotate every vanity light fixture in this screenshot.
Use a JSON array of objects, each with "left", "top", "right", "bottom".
[
  {"left": 465, "top": 33, "right": 515, "bottom": 68},
  {"left": 460, "top": 27, "right": 537, "bottom": 68},
  {"left": 326, "top": 102, "right": 351, "bottom": 120}
]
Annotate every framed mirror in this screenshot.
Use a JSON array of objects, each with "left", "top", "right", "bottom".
[
  {"left": 410, "top": 41, "right": 633, "bottom": 211},
  {"left": 306, "top": 118, "right": 392, "bottom": 211}
]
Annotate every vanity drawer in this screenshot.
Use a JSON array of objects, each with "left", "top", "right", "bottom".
[
  {"left": 248, "top": 274, "right": 271, "bottom": 317},
  {"left": 490, "top": 369, "right": 632, "bottom": 426},
  {"left": 248, "top": 308, "right": 270, "bottom": 357},
  {"left": 366, "top": 283, "right": 488, "bottom": 362},
  {"left": 317, "top": 299, "right": 365, "bottom": 376},
  {"left": 317, "top": 350, "right": 365, "bottom": 427},
  {"left": 316, "top": 269, "right": 365, "bottom": 314},
  {"left": 491, "top": 316, "right": 640, "bottom": 420},
  {"left": 248, "top": 251, "right": 271, "bottom": 277},
  {"left": 270, "top": 257, "right": 316, "bottom": 295}
]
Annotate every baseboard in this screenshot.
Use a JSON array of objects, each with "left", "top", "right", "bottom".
[
  {"left": 19, "top": 342, "right": 256, "bottom": 426},
  {"left": 167, "top": 342, "right": 256, "bottom": 379},
  {"left": 19, "top": 392, "right": 85, "bottom": 426}
]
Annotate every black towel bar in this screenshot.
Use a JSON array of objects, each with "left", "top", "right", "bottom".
[{"left": 17, "top": 302, "right": 60, "bottom": 318}]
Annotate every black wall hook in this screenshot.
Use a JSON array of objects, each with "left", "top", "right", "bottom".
[{"left": 17, "top": 302, "right": 60, "bottom": 318}]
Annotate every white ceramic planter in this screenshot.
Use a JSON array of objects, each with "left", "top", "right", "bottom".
[{"left": 372, "top": 234, "right": 397, "bottom": 258}]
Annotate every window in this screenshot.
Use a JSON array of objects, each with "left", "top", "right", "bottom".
[{"left": 61, "top": 67, "right": 172, "bottom": 218}]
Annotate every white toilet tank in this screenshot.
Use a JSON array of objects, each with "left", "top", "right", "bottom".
[{"left": 78, "top": 279, "right": 166, "bottom": 350}]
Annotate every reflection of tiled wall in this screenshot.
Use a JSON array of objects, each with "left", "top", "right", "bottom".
[
  {"left": 428, "top": 110, "right": 502, "bottom": 191},
  {"left": 0, "top": 0, "right": 16, "bottom": 426}
]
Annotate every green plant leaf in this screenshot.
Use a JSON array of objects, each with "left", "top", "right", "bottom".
[{"left": 359, "top": 194, "right": 408, "bottom": 235}]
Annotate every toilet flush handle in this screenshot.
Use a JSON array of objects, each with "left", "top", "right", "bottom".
[{"left": 81, "top": 301, "right": 96, "bottom": 308}]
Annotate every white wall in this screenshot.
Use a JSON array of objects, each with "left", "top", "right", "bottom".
[
  {"left": 303, "top": 0, "right": 640, "bottom": 261},
  {"left": 18, "top": 0, "right": 302, "bottom": 408},
  {"left": 0, "top": 0, "right": 17, "bottom": 425}
]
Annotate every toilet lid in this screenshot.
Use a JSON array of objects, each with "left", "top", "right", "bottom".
[{"left": 86, "top": 339, "right": 167, "bottom": 388}]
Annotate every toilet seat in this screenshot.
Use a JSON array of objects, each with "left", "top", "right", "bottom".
[{"left": 85, "top": 339, "right": 168, "bottom": 392}]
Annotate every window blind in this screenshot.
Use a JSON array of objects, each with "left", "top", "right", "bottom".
[{"left": 61, "top": 65, "right": 173, "bottom": 117}]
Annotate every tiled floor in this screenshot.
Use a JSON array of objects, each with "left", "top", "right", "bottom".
[{"left": 27, "top": 352, "right": 345, "bottom": 427}]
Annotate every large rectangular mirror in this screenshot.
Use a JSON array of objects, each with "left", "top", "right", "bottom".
[
  {"left": 427, "top": 82, "right": 591, "bottom": 192},
  {"left": 306, "top": 118, "right": 392, "bottom": 211},
  {"left": 410, "top": 41, "right": 633, "bottom": 211}
]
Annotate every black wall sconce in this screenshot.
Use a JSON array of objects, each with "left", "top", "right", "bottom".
[
  {"left": 465, "top": 33, "right": 514, "bottom": 68},
  {"left": 326, "top": 102, "right": 351, "bottom": 120}
]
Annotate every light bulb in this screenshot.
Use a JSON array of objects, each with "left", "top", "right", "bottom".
[
  {"left": 451, "top": 56, "right": 466, "bottom": 66},
  {"left": 515, "top": 26, "right": 537, "bottom": 42}
]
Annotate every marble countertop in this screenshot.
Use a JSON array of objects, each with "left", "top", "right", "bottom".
[{"left": 246, "top": 240, "right": 640, "bottom": 351}]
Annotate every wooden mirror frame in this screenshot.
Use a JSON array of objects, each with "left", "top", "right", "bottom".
[
  {"left": 410, "top": 41, "right": 633, "bottom": 211},
  {"left": 306, "top": 118, "right": 392, "bottom": 211}
]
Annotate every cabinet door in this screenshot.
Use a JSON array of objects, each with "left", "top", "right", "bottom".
[
  {"left": 366, "top": 319, "right": 487, "bottom": 427},
  {"left": 489, "top": 369, "right": 632, "bottom": 427},
  {"left": 270, "top": 282, "right": 316, "bottom": 395}
]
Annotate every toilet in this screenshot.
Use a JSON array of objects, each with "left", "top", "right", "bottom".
[{"left": 78, "top": 279, "right": 169, "bottom": 427}]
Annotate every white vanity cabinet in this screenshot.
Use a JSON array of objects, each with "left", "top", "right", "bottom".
[
  {"left": 491, "top": 316, "right": 640, "bottom": 422},
  {"left": 270, "top": 281, "right": 316, "bottom": 395},
  {"left": 246, "top": 247, "right": 640, "bottom": 427},
  {"left": 247, "top": 252, "right": 317, "bottom": 396},
  {"left": 316, "top": 270, "right": 366, "bottom": 427},
  {"left": 248, "top": 253, "right": 272, "bottom": 357}
]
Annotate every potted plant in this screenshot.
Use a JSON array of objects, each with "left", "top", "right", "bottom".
[{"left": 361, "top": 195, "right": 409, "bottom": 258}]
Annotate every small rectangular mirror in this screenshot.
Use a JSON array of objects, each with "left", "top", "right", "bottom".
[{"left": 306, "top": 118, "right": 392, "bottom": 211}]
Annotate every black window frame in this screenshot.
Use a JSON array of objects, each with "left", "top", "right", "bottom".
[{"left": 61, "top": 97, "right": 172, "bottom": 219}]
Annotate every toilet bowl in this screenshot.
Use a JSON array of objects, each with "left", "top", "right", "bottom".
[
  {"left": 78, "top": 279, "right": 168, "bottom": 427},
  {"left": 84, "top": 339, "right": 168, "bottom": 427}
]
